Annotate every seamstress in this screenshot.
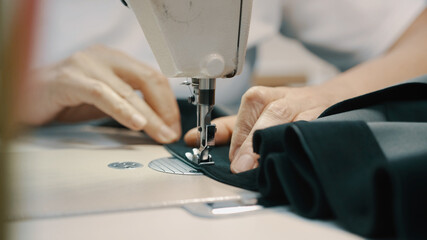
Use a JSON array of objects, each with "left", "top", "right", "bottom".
[
  {"left": 21, "top": 0, "right": 426, "bottom": 172},
  {"left": 185, "top": 0, "right": 427, "bottom": 173}
]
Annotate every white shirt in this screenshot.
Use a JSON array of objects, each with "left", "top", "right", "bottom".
[
  {"left": 33, "top": 0, "right": 426, "bottom": 106},
  {"left": 278, "top": 0, "right": 426, "bottom": 71}
]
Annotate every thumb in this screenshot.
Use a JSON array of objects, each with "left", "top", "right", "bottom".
[{"left": 231, "top": 98, "right": 296, "bottom": 173}]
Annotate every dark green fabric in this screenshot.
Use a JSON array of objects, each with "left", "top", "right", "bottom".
[
  {"left": 253, "top": 75, "right": 427, "bottom": 238},
  {"left": 165, "top": 101, "right": 258, "bottom": 191},
  {"left": 165, "top": 75, "right": 427, "bottom": 239},
  {"left": 389, "top": 154, "right": 427, "bottom": 240},
  {"left": 254, "top": 121, "right": 392, "bottom": 236}
]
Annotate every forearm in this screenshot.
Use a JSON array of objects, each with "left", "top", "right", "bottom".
[{"left": 317, "top": 9, "right": 427, "bottom": 104}]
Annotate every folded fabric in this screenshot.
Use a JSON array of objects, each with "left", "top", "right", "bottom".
[
  {"left": 254, "top": 75, "right": 427, "bottom": 239},
  {"left": 166, "top": 75, "right": 427, "bottom": 239}
]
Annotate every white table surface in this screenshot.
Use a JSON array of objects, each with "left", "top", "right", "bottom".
[{"left": 7, "top": 124, "right": 362, "bottom": 240}]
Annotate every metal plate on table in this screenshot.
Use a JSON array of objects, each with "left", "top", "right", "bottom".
[
  {"left": 108, "top": 162, "right": 143, "bottom": 169},
  {"left": 149, "top": 157, "right": 203, "bottom": 175}
]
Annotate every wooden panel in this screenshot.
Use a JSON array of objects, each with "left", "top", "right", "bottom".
[{"left": 252, "top": 74, "right": 307, "bottom": 87}]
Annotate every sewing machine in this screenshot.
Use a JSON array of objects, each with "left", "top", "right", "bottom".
[{"left": 125, "top": 0, "right": 253, "bottom": 164}]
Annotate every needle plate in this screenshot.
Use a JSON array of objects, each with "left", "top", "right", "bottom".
[{"left": 149, "top": 157, "right": 203, "bottom": 175}]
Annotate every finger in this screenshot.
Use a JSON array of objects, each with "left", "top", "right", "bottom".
[
  {"left": 293, "top": 107, "right": 324, "bottom": 122},
  {"left": 129, "top": 72, "right": 181, "bottom": 136},
  {"left": 66, "top": 74, "right": 148, "bottom": 131},
  {"left": 184, "top": 115, "right": 236, "bottom": 147},
  {"left": 66, "top": 53, "right": 179, "bottom": 143},
  {"left": 229, "top": 86, "right": 287, "bottom": 161},
  {"left": 86, "top": 45, "right": 181, "bottom": 135},
  {"left": 230, "top": 98, "right": 296, "bottom": 173},
  {"left": 98, "top": 72, "right": 180, "bottom": 143}
]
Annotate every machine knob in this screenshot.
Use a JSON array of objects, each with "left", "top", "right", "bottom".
[
  {"left": 201, "top": 54, "right": 225, "bottom": 77},
  {"left": 187, "top": 95, "right": 195, "bottom": 104}
]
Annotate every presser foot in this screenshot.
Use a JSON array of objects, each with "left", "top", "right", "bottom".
[{"left": 185, "top": 148, "right": 214, "bottom": 165}]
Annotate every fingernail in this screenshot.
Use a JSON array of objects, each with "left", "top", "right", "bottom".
[
  {"left": 187, "top": 127, "right": 197, "bottom": 136},
  {"left": 230, "top": 147, "right": 240, "bottom": 161},
  {"left": 184, "top": 128, "right": 196, "bottom": 140},
  {"left": 159, "top": 125, "right": 178, "bottom": 142},
  {"left": 184, "top": 128, "right": 198, "bottom": 146},
  {"left": 231, "top": 154, "right": 255, "bottom": 173},
  {"left": 132, "top": 114, "right": 146, "bottom": 129}
]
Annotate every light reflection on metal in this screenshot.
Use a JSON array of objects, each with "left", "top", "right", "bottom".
[
  {"left": 149, "top": 157, "right": 202, "bottom": 175},
  {"left": 211, "top": 205, "right": 263, "bottom": 215}
]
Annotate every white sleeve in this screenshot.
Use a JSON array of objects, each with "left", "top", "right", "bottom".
[
  {"left": 279, "top": 0, "right": 426, "bottom": 71},
  {"left": 246, "top": 0, "right": 282, "bottom": 48},
  {"left": 369, "top": 0, "right": 426, "bottom": 58}
]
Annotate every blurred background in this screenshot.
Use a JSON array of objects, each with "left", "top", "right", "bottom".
[
  {"left": 1, "top": 1, "right": 39, "bottom": 239},
  {"left": 253, "top": 34, "right": 339, "bottom": 87}
]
